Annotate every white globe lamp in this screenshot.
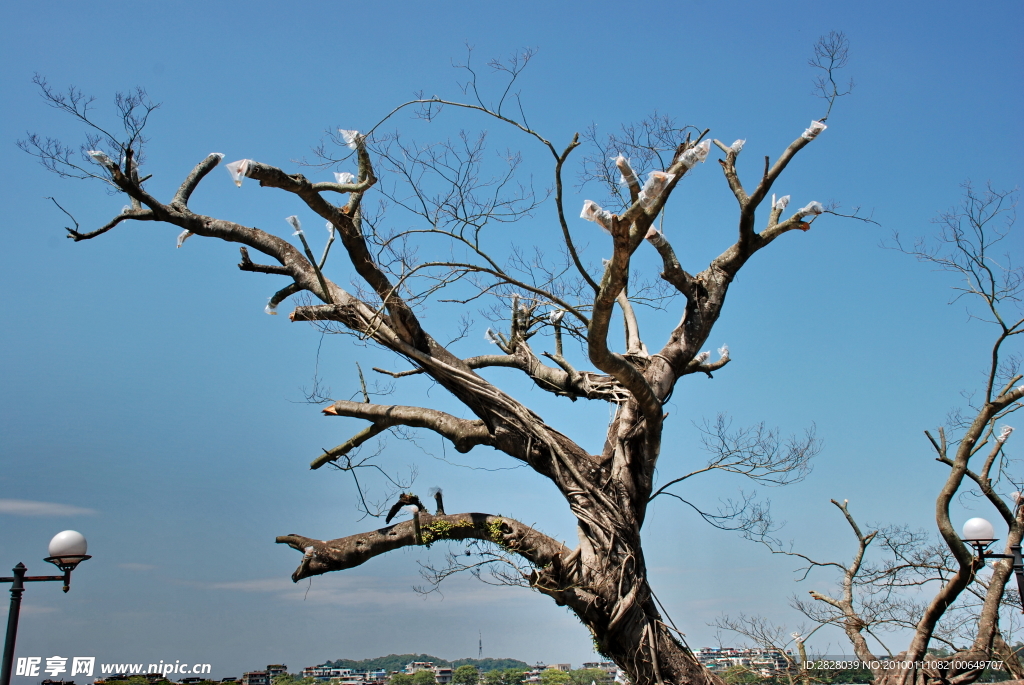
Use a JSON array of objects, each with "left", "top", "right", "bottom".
[{"left": 962, "top": 518, "right": 996, "bottom": 543}]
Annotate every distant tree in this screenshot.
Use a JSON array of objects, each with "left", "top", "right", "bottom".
[
  {"left": 568, "top": 669, "right": 611, "bottom": 685},
  {"left": 482, "top": 669, "right": 526, "bottom": 685},
  {"left": 716, "top": 183, "right": 1024, "bottom": 685},
  {"left": 412, "top": 671, "right": 437, "bottom": 685},
  {"left": 718, "top": 666, "right": 761, "bottom": 685},
  {"left": 390, "top": 674, "right": 415, "bottom": 685},
  {"left": 539, "top": 671, "right": 570, "bottom": 685},
  {"left": 452, "top": 666, "right": 480, "bottom": 685},
  {"left": 451, "top": 660, "right": 529, "bottom": 673},
  {"left": 23, "top": 34, "right": 865, "bottom": 685}
]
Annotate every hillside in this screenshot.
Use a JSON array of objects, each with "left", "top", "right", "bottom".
[{"left": 326, "top": 656, "right": 530, "bottom": 673}]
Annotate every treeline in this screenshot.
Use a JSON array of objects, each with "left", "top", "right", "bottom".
[{"left": 325, "top": 656, "right": 530, "bottom": 674}]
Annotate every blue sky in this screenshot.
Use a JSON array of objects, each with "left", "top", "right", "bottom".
[{"left": 1, "top": 0, "right": 1022, "bottom": 679}]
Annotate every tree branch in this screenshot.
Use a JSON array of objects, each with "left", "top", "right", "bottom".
[
  {"left": 314, "top": 399, "right": 494, "bottom": 469},
  {"left": 276, "top": 512, "right": 570, "bottom": 582}
]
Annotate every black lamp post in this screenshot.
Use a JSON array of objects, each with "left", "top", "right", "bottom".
[
  {"left": 960, "top": 517, "right": 1024, "bottom": 614},
  {"left": 1, "top": 531, "right": 91, "bottom": 685}
]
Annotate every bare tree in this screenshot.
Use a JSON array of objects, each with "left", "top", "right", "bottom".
[
  {"left": 719, "top": 184, "right": 1024, "bottom": 685},
  {"left": 22, "top": 38, "right": 862, "bottom": 685}
]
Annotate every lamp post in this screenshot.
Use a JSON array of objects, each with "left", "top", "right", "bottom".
[
  {"left": 1, "top": 531, "right": 91, "bottom": 685},
  {"left": 960, "top": 517, "right": 1024, "bottom": 613}
]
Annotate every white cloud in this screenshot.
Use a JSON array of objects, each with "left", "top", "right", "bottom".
[{"left": 0, "top": 499, "right": 97, "bottom": 517}]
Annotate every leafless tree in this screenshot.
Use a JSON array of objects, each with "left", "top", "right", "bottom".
[
  {"left": 22, "top": 38, "right": 862, "bottom": 685},
  {"left": 718, "top": 184, "right": 1024, "bottom": 685}
]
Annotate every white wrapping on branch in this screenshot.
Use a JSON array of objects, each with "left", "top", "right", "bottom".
[
  {"left": 549, "top": 310, "right": 565, "bottom": 325},
  {"left": 613, "top": 155, "right": 633, "bottom": 185},
  {"left": 339, "top": 129, "right": 360, "bottom": 150},
  {"left": 334, "top": 171, "right": 356, "bottom": 184},
  {"left": 302, "top": 545, "right": 315, "bottom": 560},
  {"left": 1013, "top": 491, "right": 1022, "bottom": 503},
  {"left": 773, "top": 194, "right": 791, "bottom": 211},
  {"left": 681, "top": 140, "right": 711, "bottom": 168},
  {"left": 694, "top": 351, "right": 710, "bottom": 363},
  {"left": 87, "top": 150, "right": 115, "bottom": 168},
  {"left": 485, "top": 328, "right": 500, "bottom": 345},
  {"left": 718, "top": 344, "right": 730, "bottom": 360},
  {"left": 730, "top": 139, "right": 745, "bottom": 154},
  {"left": 401, "top": 504, "right": 420, "bottom": 515},
  {"left": 226, "top": 159, "right": 251, "bottom": 187},
  {"left": 581, "top": 200, "right": 614, "bottom": 233},
  {"left": 645, "top": 227, "right": 661, "bottom": 241},
  {"left": 210, "top": 152, "right": 225, "bottom": 163},
  {"left": 265, "top": 298, "right": 278, "bottom": 316},
  {"left": 638, "top": 171, "right": 676, "bottom": 207},
  {"left": 802, "top": 121, "right": 827, "bottom": 140},
  {"left": 325, "top": 221, "right": 336, "bottom": 237},
  {"left": 176, "top": 230, "right": 193, "bottom": 248},
  {"left": 798, "top": 201, "right": 825, "bottom": 217},
  {"left": 997, "top": 426, "right": 1014, "bottom": 444},
  {"left": 286, "top": 215, "right": 303, "bottom": 236}
]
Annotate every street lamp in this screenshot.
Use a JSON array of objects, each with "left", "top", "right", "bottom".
[
  {"left": 960, "top": 518, "right": 1024, "bottom": 613},
  {"left": 1, "top": 531, "right": 91, "bottom": 685}
]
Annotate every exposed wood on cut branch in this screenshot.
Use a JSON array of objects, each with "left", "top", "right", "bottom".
[{"left": 276, "top": 512, "right": 570, "bottom": 582}]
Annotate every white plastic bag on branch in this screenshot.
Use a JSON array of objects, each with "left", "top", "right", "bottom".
[
  {"left": 334, "top": 171, "right": 356, "bottom": 184},
  {"left": 339, "top": 129, "right": 360, "bottom": 150},
  {"left": 680, "top": 140, "right": 711, "bottom": 168},
  {"left": 645, "top": 227, "right": 661, "bottom": 241},
  {"left": 802, "top": 121, "right": 827, "bottom": 140},
  {"left": 226, "top": 159, "right": 251, "bottom": 187},
  {"left": 718, "top": 344, "right": 730, "bottom": 360},
  {"left": 638, "top": 171, "right": 676, "bottom": 207},
  {"left": 549, "top": 310, "right": 565, "bottom": 325},
  {"left": 286, "top": 215, "right": 303, "bottom": 236},
  {"left": 265, "top": 298, "right": 278, "bottom": 316},
  {"left": 87, "top": 150, "right": 115, "bottom": 168},
  {"left": 325, "top": 221, "right": 336, "bottom": 237},
  {"left": 798, "top": 201, "right": 824, "bottom": 216},
  {"left": 581, "top": 200, "right": 613, "bottom": 233},
  {"left": 210, "top": 152, "right": 226, "bottom": 162},
  {"left": 730, "top": 139, "right": 745, "bottom": 154},
  {"left": 614, "top": 155, "right": 635, "bottom": 185},
  {"left": 176, "top": 230, "right": 193, "bottom": 248},
  {"left": 997, "top": 426, "right": 1014, "bottom": 444},
  {"left": 485, "top": 328, "right": 500, "bottom": 345},
  {"left": 694, "top": 351, "right": 710, "bottom": 363},
  {"left": 772, "top": 194, "right": 791, "bottom": 211}
]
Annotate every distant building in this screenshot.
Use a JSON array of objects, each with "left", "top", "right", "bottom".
[
  {"left": 404, "top": 664, "right": 434, "bottom": 675},
  {"left": 432, "top": 668, "right": 452, "bottom": 685},
  {"left": 242, "top": 672, "right": 270, "bottom": 685},
  {"left": 545, "top": 666, "right": 571, "bottom": 673},
  {"left": 695, "top": 648, "right": 793, "bottom": 677},
  {"left": 267, "top": 666, "right": 288, "bottom": 679}
]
